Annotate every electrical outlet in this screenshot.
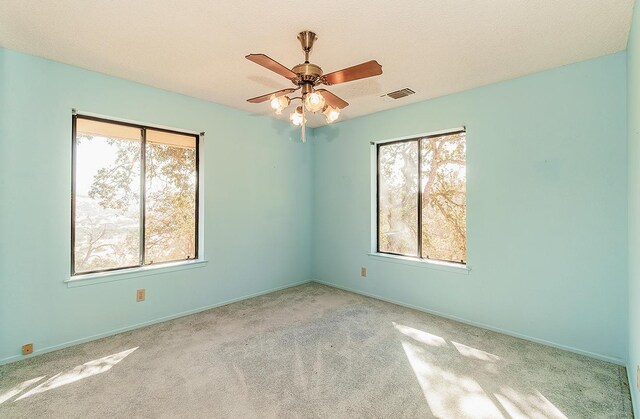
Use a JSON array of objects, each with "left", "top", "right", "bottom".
[
  {"left": 361, "top": 267, "right": 367, "bottom": 277},
  {"left": 136, "top": 289, "right": 145, "bottom": 302},
  {"left": 22, "top": 343, "right": 33, "bottom": 355}
]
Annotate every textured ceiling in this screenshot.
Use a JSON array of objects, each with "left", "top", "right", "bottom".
[{"left": 0, "top": 0, "right": 634, "bottom": 127}]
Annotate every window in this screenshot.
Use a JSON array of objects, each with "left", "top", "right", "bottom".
[
  {"left": 72, "top": 115, "right": 199, "bottom": 275},
  {"left": 377, "top": 129, "right": 466, "bottom": 264}
]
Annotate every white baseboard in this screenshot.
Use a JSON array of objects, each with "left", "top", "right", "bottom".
[
  {"left": 2, "top": 278, "right": 625, "bottom": 367},
  {"left": 628, "top": 365, "right": 639, "bottom": 415},
  {"left": 312, "top": 279, "right": 626, "bottom": 366},
  {"left": 0, "top": 280, "right": 311, "bottom": 366}
]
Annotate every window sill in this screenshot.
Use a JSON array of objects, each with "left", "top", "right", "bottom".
[
  {"left": 367, "top": 253, "right": 470, "bottom": 275},
  {"left": 65, "top": 259, "right": 208, "bottom": 287}
]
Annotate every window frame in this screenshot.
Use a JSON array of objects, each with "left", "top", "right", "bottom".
[
  {"left": 374, "top": 127, "right": 467, "bottom": 265},
  {"left": 71, "top": 113, "right": 201, "bottom": 277}
]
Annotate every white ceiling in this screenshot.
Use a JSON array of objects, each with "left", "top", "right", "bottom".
[{"left": 0, "top": 0, "right": 634, "bottom": 127}]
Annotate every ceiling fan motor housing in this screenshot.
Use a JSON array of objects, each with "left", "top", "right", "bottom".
[{"left": 292, "top": 63, "right": 323, "bottom": 84}]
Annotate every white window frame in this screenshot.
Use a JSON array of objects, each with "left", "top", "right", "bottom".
[
  {"left": 369, "top": 126, "right": 470, "bottom": 274},
  {"left": 66, "top": 110, "right": 207, "bottom": 286}
]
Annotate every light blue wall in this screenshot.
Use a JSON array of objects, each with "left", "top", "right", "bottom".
[
  {"left": 0, "top": 47, "right": 630, "bottom": 370},
  {"left": 628, "top": 0, "right": 640, "bottom": 412},
  {"left": 0, "top": 49, "right": 313, "bottom": 364},
  {"left": 312, "top": 53, "right": 628, "bottom": 363}
]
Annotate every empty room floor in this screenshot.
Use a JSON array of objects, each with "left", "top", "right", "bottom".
[{"left": 0, "top": 283, "right": 632, "bottom": 418}]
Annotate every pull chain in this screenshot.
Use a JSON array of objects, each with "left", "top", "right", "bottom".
[{"left": 301, "top": 107, "right": 306, "bottom": 143}]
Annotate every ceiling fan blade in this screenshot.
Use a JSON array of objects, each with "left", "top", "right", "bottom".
[
  {"left": 316, "top": 89, "right": 349, "bottom": 109},
  {"left": 246, "top": 54, "right": 298, "bottom": 81},
  {"left": 246, "top": 88, "right": 298, "bottom": 104},
  {"left": 322, "top": 60, "right": 383, "bottom": 85}
]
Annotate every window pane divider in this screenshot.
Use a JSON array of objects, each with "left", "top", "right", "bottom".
[
  {"left": 140, "top": 127, "right": 147, "bottom": 267},
  {"left": 417, "top": 138, "right": 423, "bottom": 258}
]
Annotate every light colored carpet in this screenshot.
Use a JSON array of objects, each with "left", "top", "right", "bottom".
[{"left": 0, "top": 283, "right": 633, "bottom": 418}]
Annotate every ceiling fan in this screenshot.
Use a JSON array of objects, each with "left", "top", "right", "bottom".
[{"left": 246, "top": 31, "right": 383, "bottom": 138}]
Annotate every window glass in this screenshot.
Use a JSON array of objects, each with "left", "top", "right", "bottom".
[
  {"left": 74, "top": 119, "right": 141, "bottom": 273},
  {"left": 144, "top": 130, "right": 197, "bottom": 264},
  {"left": 378, "top": 140, "right": 419, "bottom": 256},
  {"left": 420, "top": 133, "right": 466, "bottom": 263}
]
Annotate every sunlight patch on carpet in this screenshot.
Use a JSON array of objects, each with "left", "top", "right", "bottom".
[
  {"left": 393, "top": 322, "right": 447, "bottom": 347},
  {"left": 14, "top": 347, "right": 138, "bottom": 401}
]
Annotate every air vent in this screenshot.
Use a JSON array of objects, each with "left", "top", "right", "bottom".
[{"left": 386, "top": 88, "right": 415, "bottom": 99}]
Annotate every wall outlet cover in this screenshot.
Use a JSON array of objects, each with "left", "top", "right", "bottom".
[
  {"left": 22, "top": 343, "right": 33, "bottom": 355},
  {"left": 361, "top": 267, "right": 367, "bottom": 277},
  {"left": 137, "top": 289, "right": 145, "bottom": 302}
]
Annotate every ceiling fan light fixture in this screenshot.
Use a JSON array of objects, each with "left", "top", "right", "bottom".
[
  {"left": 323, "top": 105, "right": 340, "bottom": 123},
  {"left": 304, "top": 91, "right": 326, "bottom": 113},
  {"left": 270, "top": 94, "right": 290, "bottom": 114},
  {"left": 290, "top": 106, "right": 306, "bottom": 126}
]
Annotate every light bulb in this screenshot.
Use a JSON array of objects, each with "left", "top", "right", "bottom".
[
  {"left": 270, "top": 95, "right": 291, "bottom": 114},
  {"left": 290, "top": 106, "right": 306, "bottom": 126},
  {"left": 323, "top": 105, "right": 340, "bottom": 123},
  {"left": 304, "top": 91, "right": 326, "bottom": 113},
  {"left": 290, "top": 112, "right": 304, "bottom": 126},
  {"left": 270, "top": 95, "right": 280, "bottom": 110}
]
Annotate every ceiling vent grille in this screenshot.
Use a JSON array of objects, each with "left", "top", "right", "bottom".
[{"left": 386, "top": 88, "right": 415, "bottom": 99}]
